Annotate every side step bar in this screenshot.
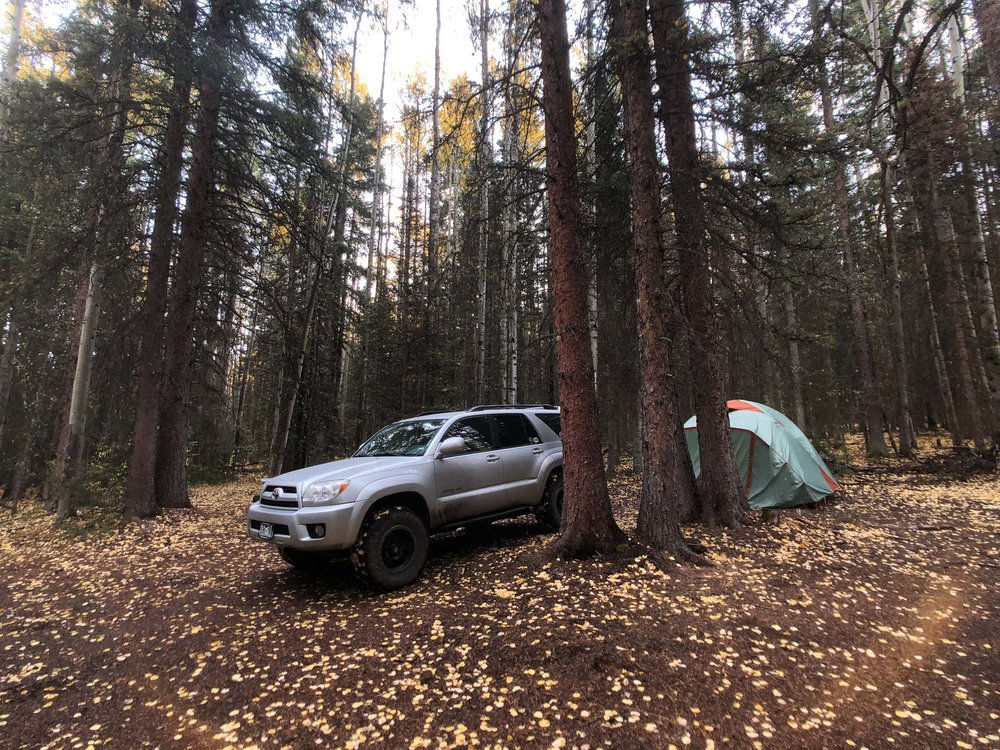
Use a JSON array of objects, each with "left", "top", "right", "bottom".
[{"left": 434, "top": 505, "right": 537, "bottom": 534}]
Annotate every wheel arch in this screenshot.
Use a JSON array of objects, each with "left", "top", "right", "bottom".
[
  {"left": 364, "top": 491, "right": 430, "bottom": 526},
  {"left": 531, "top": 462, "right": 563, "bottom": 506}
]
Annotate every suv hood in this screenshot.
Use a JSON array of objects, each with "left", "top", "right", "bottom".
[{"left": 265, "top": 456, "right": 425, "bottom": 488}]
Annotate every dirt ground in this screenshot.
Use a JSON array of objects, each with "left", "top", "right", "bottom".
[{"left": 1, "top": 438, "right": 998, "bottom": 750}]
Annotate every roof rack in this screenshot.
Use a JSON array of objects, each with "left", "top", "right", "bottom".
[
  {"left": 468, "top": 403, "right": 558, "bottom": 412},
  {"left": 414, "top": 409, "right": 459, "bottom": 417}
]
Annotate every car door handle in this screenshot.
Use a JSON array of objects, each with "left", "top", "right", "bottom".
[
  {"left": 532, "top": 447, "right": 544, "bottom": 454},
  {"left": 486, "top": 454, "right": 500, "bottom": 463}
]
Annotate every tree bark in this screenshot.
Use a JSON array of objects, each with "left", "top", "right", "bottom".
[
  {"left": 937, "top": 203, "right": 990, "bottom": 448},
  {"left": 584, "top": 0, "right": 599, "bottom": 385},
  {"left": 612, "top": 0, "right": 698, "bottom": 557},
  {"left": 267, "top": 13, "right": 361, "bottom": 475},
  {"left": 784, "top": 287, "right": 807, "bottom": 431},
  {"left": 943, "top": 22, "right": 1000, "bottom": 443},
  {"left": 500, "top": 76, "right": 519, "bottom": 404},
  {"left": 2, "top": 398, "right": 38, "bottom": 512},
  {"left": 54, "top": 261, "right": 103, "bottom": 520},
  {"left": 358, "top": 12, "right": 390, "bottom": 436},
  {"left": 808, "top": 0, "right": 888, "bottom": 457},
  {"left": 268, "top": 265, "right": 320, "bottom": 476},
  {"left": 231, "top": 298, "right": 258, "bottom": 469},
  {"left": 649, "top": 0, "right": 748, "bottom": 528},
  {"left": 0, "top": 0, "right": 26, "bottom": 132},
  {"left": 537, "top": 0, "right": 624, "bottom": 557},
  {"left": 47, "top": 255, "right": 92, "bottom": 511},
  {"left": 881, "top": 163, "right": 917, "bottom": 456},
  {"left": 156, "top": 0, "right": 232, "bottom": 507},
  {"left": 428, "top": 0, "right": 442, "bottom": 293},
  {"left": 941, "top": 215, "right": 988, "bottom": 448},
  {"left": 475, "top": 0, "right": 491, "bottom": 405},
  {"left": 0, "top": 317, "right": 18, "bottom": 452},
  {"left": 906, "top": 152, "right": 986, "bottom": 448},
  {"left": 910, "top": 212, "right": 962, "bottom": 446},
  {"left": 50, "top": 0, "right": 140, "bottom": 518},
  {"left": 122, "top": 0, "right": 197, "bottom": 520},
  {"left": 972, "top": 0, "right": 1000, "bottom": 94}
]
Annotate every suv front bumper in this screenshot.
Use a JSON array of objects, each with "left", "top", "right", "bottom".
[{"left": 247, "top": 499, "right": 359, "bottom": 550}]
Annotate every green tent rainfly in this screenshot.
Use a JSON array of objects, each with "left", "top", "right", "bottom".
[{"left": 684, "top": 400, "right": 838, "bottom": 509}]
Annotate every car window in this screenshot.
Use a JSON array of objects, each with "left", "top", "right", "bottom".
[
  {"left": 355, "top": 419, "right": 445, "bottom": 457},
  {"left": 443, "top": 417, "right": 496, "bottom": 452},
  {"left": 535, "top": 413, "right": 561, "bottom": 436},
  {"left": 494, "top": 414, "right": 540, "bottom": 448}
]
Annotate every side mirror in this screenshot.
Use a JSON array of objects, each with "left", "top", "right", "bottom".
[{"left": 437, "top": 436, "right": 467, "bottom": 458}]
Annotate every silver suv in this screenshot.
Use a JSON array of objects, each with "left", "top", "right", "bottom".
[{"left": 247, "top": 405, "right": 563, "bottom": 589}]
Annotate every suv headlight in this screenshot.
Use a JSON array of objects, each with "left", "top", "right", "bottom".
[{"left": 301, "top": 480, "right": 352, "bottom": 506}]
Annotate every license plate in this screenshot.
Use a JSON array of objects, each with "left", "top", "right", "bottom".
[{"left": 258, "top": 522, "right": 274, "bottom": 541}]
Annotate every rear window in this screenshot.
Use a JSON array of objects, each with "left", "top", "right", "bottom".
[
  {"left": 535, "top": 413, "right": 561, "bottom": 436},
  {"left": 494, "top": 414, "right": 540, "bottom": 448}
]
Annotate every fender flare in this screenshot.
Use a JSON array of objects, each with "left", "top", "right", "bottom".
[{"left": 349, "top": 474, "right": 432, "bottom": 528}]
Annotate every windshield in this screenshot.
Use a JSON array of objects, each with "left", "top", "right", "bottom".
[{"left": 354, "top": 419, "right": 445, "bottom": 457}]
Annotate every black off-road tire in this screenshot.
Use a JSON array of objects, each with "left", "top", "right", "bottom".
[
  {"left": 535, "top": 472, "right": 563, "bottom": 531},
  {"left": 279, "top": 547, "right": 335, "bottom": 570},
  {"left": 351, "top": 507, "right": 429, "bottom": 590}
]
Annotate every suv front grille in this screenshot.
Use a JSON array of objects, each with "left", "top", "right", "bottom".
[
  {"left": 260, "top": 485, "right": 299, "bottom": 510},
  {"left": 261, "top": 497, "right": 298, "bottom": 509}
]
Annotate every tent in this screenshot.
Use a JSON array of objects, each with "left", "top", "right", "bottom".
[{"left": 684, "top": 399, "right": 838, "bottom": 509}]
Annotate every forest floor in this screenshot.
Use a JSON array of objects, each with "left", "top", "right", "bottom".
[{"left": 1, "top": 437, "right": 998, "bottom": 750}]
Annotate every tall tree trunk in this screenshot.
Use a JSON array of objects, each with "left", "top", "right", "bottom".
[
  {"left": 428, "top": 0, "right": 442, "bottom": 291},
  {"left": 47, "top": 255, "right": 92, "bottom": 510},
  {"left": 508, "top": 284, "right": 518, "bottom": 404},
  {"left": 0, "top": 0, "right": 26, "bottom": 132},
  {"left": 907, "top": 151, "right": 986, "bottom": 447},
  {"left": 0, "top": 318, "right": 18, "bottom": 453},
  {"left": 422, "top": 0, "right": 443, "bottom": 404},
  {"left": 910, "top": 211, "right": 962, "bottom": 445},
  {"left": 268, "top": 264, "right": 320, "bottom": 476},
  {"left": 475, "top": 0, "right": 490, "bottom": 404},
  {"left": 944, "top": 17, "right": 1000, "bottom": 443},
  {"left": 268, "top": 14, "right": 361, "bottom": 475},
  {"left": 55, "top": 261, "right": 103, "bottom": 520},
  {"left": 123, "top": 0, "right": 196, "bottom": 520},
  {"left": 366, "top": 30, "right": 388, "bottom": 309},
  {"left": 941, "top": 218, "right": 988, "bottom": 448},
  {"left": 537, "top": 0, "right": 623, "bottom": 557},
  {"left": 156, "top": 0, "right": 232, "bottom": 507},
  {"left": 500, "top": 76, "right": 519, "bottom": 405},
  {"left": 0, "top": 98, "right": 35, "bottom": 445},
  {"left": 650, "top": 0, "right": 748, "bottom": 528},
  {"left": 882, "top": 163, "right": 917, "bottom": 455},
  {"left": 358, "top": 13, "right": 390, "bottom": 436},
  {"left": 333, "top": 213, "right": 356, "bottom": 443},
  {"left": 612, "top": 0, "right": 697, "bottom": 557},
  {"left": 937, "top": 202, "right": 990, "bottom": 448},
  {"left": 809, "top": 0, "right": 888, "bottom": 457},
  {"left": 584, "top": 0, "right": 599, "bottom": 385},
  {"left": 862, "top": 0, "right": 915, "bottom": 455},
  {"left": 231, "top": 299, "right": 258, "bottom": 469},
  {"left": 500, "top": 117, "right": 511, "bottom": 402},
  {"left": 2, "top": 390, "right": 40, "bottom": 512},
  {"left": 784, "top": 287, "right": 807, "bottom": 431},
  {"left": 51, "top": 0, "right": 140, "bottom": 518},
  {"left": 972, "top": 0, "right": 1000, "bottom": 94},
  {"left": 66, "top": 264, "right": 103, "bottom": 465}
]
